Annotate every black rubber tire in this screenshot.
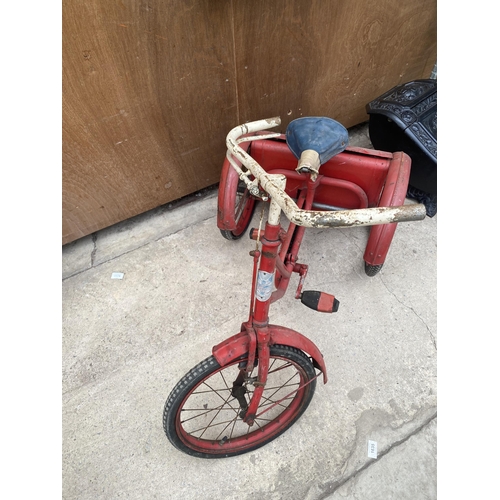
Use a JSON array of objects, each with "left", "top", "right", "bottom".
[
  {"left": 219, "top": 229, "right": 241, "bottom": 240},
  {"left": 364, "top": 262, "right": 383, "bottom": 277},
  {"left": 163, "top": 344, "right": 317, "bottom": 458}
]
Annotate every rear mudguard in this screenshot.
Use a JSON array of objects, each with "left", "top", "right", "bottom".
[
  {"left": 364, "top": 151, "right": 411, "bottom": 266},
  {"left": 212, "top": 325, "right": 328, "bottom": 383}
]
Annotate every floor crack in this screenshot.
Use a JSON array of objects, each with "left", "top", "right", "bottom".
[
  {"left": 90, "top": 233, "right": 97, "bottom": 267},
  {"left": 63, "top": 216, "right": 216, "bottom": 281},
  {"left": 379, "top": 274, "right": 437, "bottom": 350},
  {"left": 315, "top": 412, "right": 437, "bottom": 500}
]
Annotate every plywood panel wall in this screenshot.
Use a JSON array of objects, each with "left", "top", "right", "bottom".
[{"left": 62, "top": 0, "right": 436, "bottom": 244}]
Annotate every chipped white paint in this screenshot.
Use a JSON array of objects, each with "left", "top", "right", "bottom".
[
  {"left": 268, "top": 174, "right": 286, "bottom": 225},
  {"left": 226, "top": 118, "right": 426, "bottom": 228}
]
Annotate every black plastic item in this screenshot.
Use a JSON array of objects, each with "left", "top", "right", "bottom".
[
  {"left": 366, "top": 79, "right": 437, "bottom": 200},
  {"left": 407, "top": 185, "right": 437, "bottom": 218}
]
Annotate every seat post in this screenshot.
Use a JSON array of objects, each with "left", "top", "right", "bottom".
[{"left": 296, "top": 149, "right": 321, "bottom": 180}]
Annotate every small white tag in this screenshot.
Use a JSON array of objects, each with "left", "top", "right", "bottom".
[
  {"left": 111, "top": 272, "right": 124, "bottom": 280},
  {"left": 368, "top": 440, "right": 377, "bottom": 458}
]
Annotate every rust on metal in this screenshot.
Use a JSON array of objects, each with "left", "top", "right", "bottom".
[{"left": 262, "top": 251, "right": 277, "bottom": 259}]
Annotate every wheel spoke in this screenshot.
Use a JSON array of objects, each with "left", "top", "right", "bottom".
[
  {"left": 218, "top": 369, "right": 231, "bottom": 391},
  {"left": 268, "top": 361, "right": 293, "bottom": 375},
  {"left": 181, "top": 406, "right": 240, "bottom": 413},
  {"left": 190, "top": 416, "right": 244, "bottom": 437},
  {"left": 215, "top": 414, "right": 240, "bottom": 441},
  {"left": 258, "top": 393, "right": 294, "bottom": 410},
  {"left": 263, "top": 381, "right": 300, "bottom": 392},
  {"left": 234, "top": 192, "right": 248, "bottom": 220},
  {"left": 264, "top": 372, "right": 301, "bottom": 402},
  {"left": 180, "top": 400, "right": 239, "bottom": 424},
  {"left": 201, "top": 380, "right": 232, "bottom": 405},
  {"left": 228, "top": 413, "right": 239, "bottom": 441},
  {"left": 197, "top": 393, "right": 235, "bottom": 439},
  {"left": 256, "top": 373, "right": 320, "bottom": 419},
  {"left": 254, "top": 416, "right": 274, "bottom": 423}
]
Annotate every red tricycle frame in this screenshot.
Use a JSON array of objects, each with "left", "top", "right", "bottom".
[{"left": 218, "top": 132, "right": 413, "bottom": 272}]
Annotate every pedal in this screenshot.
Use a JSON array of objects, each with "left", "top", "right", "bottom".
[{"left": 300, "top": 291, "right": 339, "bottom": 313}]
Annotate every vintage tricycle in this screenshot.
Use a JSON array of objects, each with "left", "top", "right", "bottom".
[{"left": 163, "top": 116, "right": 426, "bottom": 458}]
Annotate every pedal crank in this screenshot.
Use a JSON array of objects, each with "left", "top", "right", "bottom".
[{"left": 294, "top": 263, "right": 308, "bottom": 298}]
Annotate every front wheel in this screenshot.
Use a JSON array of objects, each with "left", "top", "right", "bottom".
[{"left": 163, "top": 345, "right": 317, "bottom": 458}]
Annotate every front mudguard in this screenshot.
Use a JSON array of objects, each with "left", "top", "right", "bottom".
[{"left": 212, "top": 325, "right": 328, "bottom": 383}]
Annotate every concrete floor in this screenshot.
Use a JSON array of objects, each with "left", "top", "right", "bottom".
[{"left": 62, "top": 125, "right": 437, "bottom": 499}]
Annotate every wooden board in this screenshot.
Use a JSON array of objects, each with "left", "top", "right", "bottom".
[
  {"left": 62, "top": 0, "right": 236, "bottom": 243},
  {"left": 63, "top": 0, "right": 436, "bottom": 244},
  {"left": 232, "top": 0, "right": 437, "bottom": 128}
]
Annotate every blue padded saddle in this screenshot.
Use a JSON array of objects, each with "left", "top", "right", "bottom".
[{"left": 286, "top": 117, "right": 349, "bottom": 165}]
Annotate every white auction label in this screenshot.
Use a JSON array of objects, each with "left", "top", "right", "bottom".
[{"left": 368, "top": 440, "right": 377, "bottom": 458}]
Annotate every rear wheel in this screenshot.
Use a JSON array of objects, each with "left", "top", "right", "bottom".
[
  {"left": 219, "top": 175, "right": 256, "bottom": 240},
  {"left": 163, "top": 345, "right": 317, "bottom": 458},
  {"left": 364, "top": 262, "right": 383, "bottom": 277}
]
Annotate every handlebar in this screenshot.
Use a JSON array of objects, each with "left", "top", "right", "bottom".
[{"left": 226, "top": 117, "right": 427, "bottom": 228}]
